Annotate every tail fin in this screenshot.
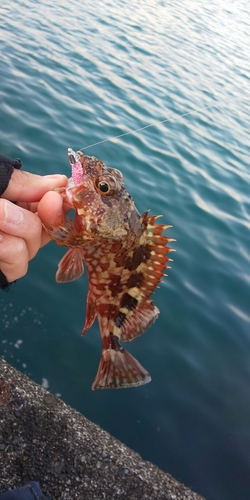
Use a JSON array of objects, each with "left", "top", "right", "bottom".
[{"left": 92, "top": 337, "right": 151, "bottom": 390}]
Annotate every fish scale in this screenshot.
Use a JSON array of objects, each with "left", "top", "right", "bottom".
[{"left": 44, "top": 149, "right": 175, "bottom": 390}]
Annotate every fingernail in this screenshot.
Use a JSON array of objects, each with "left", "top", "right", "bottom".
[
  {"left": 44, "top": 174, "right": 65, "bottom": 179},
  {"left": 4, "top": 201, "right": 24, "bottom": 224}
]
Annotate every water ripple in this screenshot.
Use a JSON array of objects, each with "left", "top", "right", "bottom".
[{"left": 1, "top": 1, "right": 250, "bottom": 499}]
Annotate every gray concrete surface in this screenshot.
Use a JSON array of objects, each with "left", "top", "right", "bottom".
[{"left": 0, "top": 360, "right": 205, "bottom": 499}]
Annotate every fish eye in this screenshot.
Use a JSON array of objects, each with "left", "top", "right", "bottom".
[
  {"left": 98, "top": 181, "right": 110, "bottom": 193},
  {"left": 95, "top": 175, "right": 117, "bottom": 196}
]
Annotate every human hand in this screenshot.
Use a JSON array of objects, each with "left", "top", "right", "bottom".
[{"left": 0, "top": 169, "right": 68, "bottom": 283}]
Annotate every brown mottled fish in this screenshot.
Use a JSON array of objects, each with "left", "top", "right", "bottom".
[{"left": 44, "top": 149, "right": 175, "bottom": 390}]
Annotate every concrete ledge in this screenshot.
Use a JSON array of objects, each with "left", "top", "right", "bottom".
[{"left": 0, "top": 360, "right": 205, "bottom": 500}]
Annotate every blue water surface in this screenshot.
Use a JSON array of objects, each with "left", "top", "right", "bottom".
[{"left": 1, "top": 1, "right": 250, "bottom": 499}]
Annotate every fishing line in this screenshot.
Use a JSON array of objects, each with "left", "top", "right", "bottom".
[{"left": 79, "top": 103, "right": 217, "bottom": 152}]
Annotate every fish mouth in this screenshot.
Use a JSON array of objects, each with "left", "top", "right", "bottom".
[
  {"left": 61, "top": 175, "right": 89, "bottom": 207},
  {"left": 63, "top": 177, "right": 75, "bottom": 206}
]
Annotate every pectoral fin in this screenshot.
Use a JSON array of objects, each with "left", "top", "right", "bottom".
[{"left": 56, "top": 248, "right": 85, "bottom": 283}]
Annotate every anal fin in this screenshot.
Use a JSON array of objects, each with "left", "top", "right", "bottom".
[{"left": 118, "top": 302, "right": 159, "bottom": 342}]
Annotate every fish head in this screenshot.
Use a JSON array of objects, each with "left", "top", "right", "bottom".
[{"left": 64, "top": 152, "right": 142, "bottom": 239}]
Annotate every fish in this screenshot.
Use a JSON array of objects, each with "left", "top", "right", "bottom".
[{"left": 44, "top": 148, "right": 175, "bottom": 390}]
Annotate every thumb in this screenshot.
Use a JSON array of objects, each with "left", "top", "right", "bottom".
[{"left": 2, "top": 169, "right": 68, "bottom": 202}]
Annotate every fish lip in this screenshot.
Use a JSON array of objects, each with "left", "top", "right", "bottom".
[
  {"left": 61, "top": 177, "right": 75, "bottom": 206},
  {"left": 66, "top": 177, "right": 76, "bottom": 189},
  {"left": 63, "top": 175, "right": 88, "bottom": 206}
]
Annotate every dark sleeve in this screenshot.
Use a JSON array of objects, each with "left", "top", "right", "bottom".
[
  {"left": 0, "top": 154, "right": 22, "bottom": 196},
  {"left": 0, "top": 154, "right": 22, "bottom": 291}
]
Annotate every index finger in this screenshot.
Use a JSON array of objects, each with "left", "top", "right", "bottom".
[{"left": 2, "top": 169, "right": 68, "bottom": 202}]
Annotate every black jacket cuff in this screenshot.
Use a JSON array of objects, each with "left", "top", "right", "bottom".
[
  {"left": 0, "top": 154, "right": 22, "bottom": 290},
  {"left": 0, "top": 154, "right": 22, "bottom": 197}
]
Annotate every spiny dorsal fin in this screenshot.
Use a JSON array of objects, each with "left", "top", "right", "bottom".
[{"left": 114, "top": 211, "right": 175, "bottom": 342}]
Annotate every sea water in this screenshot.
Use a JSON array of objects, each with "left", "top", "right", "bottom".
[{"left": 1, "top": 1, "right": 250, "bottom": 498}]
